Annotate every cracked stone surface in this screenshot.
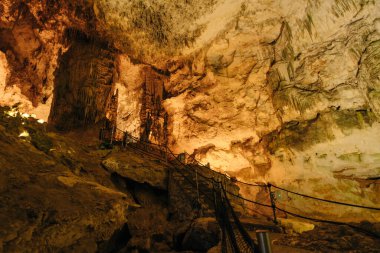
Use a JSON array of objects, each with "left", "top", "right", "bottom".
[{"left": 160, "top": 0, "right": 380, "bottom": 222}]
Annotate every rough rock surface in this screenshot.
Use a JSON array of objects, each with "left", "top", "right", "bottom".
[
  {"left": 158, "top": 0, "right": 380, "bottom": 222},
  {"left": 278, "top": 218, "right": 315, "bottom": 234},
  {"left": 181, "top": 217, "right": 221, "bottom": 252},
  {"left": 123, "top": 183, "right": 173, "bottom": 252},
  {"left": 102, "top": 151, "right": 168, "bottom": 190},
  {"left": 275, "top": 222, "right": 380, "bottom": 253},
  {"left": 1, "top": 0, "right": 380, "bottom": 223},
  {"left": 0, "top": 107, "right": 132, "bottom": 252}
]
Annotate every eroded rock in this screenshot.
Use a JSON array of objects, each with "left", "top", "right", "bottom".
[
  {"left": 0, "top": 111, "right": 131, "bottom": 252},
  {"left": 102, "top": 151, "right": 168, "bottom": 190},
  {"left": 279, "top": 218, "right": 315, "bottom": 234},
  {"left": 181, "top": 217, "right": 221, "bottom": 252}
]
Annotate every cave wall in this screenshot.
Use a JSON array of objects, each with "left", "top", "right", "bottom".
[
  {"left": 161, "top": 0, "right": 380, "bottom": 221},
  {"left": 49, "top": 37, "right": 115, "bottom": 130},
  {"left": 115, "top": 55, "right": 168, "bottom": 143},
  {"left": 0, "top": 3, "right": 63, "bottom": 120},
  {"left": 139, "top": 67, "right": 168, "bottom": 144},
  {"left": 0, "top": 0, "right": 98, "bottom": 120},
  {"left": 1, "top": 0, "right": 379, "bottom": 222}
]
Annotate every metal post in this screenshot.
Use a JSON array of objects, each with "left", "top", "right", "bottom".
[
  {"left": 219, "top": 181, "right": 223, "bottom": 199},
  {"left": 224, "top": 179, "right": 228, "bottom": 195},
  {"left": 256, "top": 230, "right": 272, "bottom": 253},
  {"left": 195, "top": 167, "right": 200, "bottom": 204},
  {"left": 110, "top": 126, "right": 115, "bottom": 145},
  {"left": 267, "top": 183, "right": 278, "bottom": 224},
  {"left": 195, "top": 167, "right": 202, "bottom": 216},
  {"left": 165, "top": 146, "right": 168, "bottom": 163},
  {"left": 213, "top": 184, "right": 217, "bottom": 210}
]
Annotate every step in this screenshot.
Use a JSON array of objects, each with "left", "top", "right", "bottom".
[{"left": 239, "top": 217, "right": 282, "bottom": 233}]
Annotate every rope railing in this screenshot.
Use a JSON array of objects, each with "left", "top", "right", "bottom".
[
  {"left": 237, "top": 181, "right": 267, "bottom": 187},
  {"left": 108, "top": 127, "right": 380, "bottom": 211},
  {"left": 270, "top": 183, "right": 380, "bottom": 211},
  {"left": 102, "top": 127, "right": 259, "bottom": 251},
  {"left": 225, "top": 189, "right": 272, "bottom": 209},
  {"left": 274, "top": 205, "right": 380, "bottom": 239},
  {"left": 102, "top": 127, "right": 380, "bottom": 241},
  {"left": 221, "top": 183, "right": 258, "bottom": 252},
  {"left": 214, "top": 182, "right": 258, "bottom": 253},
  {"left": 111, "top": 127, "right": 268, "bottom": 188},
  {"left": 185, "top": 148, "right": 380, "bottom": 212}
]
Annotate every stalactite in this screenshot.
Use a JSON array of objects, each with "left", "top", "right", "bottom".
[{"left": 138, "top": 68, "right": 168, "bottom": 144}]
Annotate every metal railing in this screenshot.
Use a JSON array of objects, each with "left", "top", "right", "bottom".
[
  {"left": 100, "top": 127, "right": 380, "bottom": 250},
  {"left": 101, "top": 127, "right": 259, "bottom": 252}
]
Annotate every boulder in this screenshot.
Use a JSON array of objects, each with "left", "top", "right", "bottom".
[
  {"left": 181, "top": 217, "right": 221, "bottom": 252},
  {"left": 0, "top": 124, "right": 132, "bottom": 252},
  {"left": 279, "top": 218, "right": 315, "bottom": 234},
  {"left": 102, "top": 151, "right": 168, "bottom": 190}
]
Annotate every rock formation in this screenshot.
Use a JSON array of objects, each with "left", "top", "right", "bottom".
[
  {"left": 0, "top": 107, "right": 131, "bottom": 252},
  {"left": 1, "top": 0, "right": 379, "bottom": 237}
]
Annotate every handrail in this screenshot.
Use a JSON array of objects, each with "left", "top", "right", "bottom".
[
  {"left": 105, "top": 127, "right": 380, "bottom": 240},
  {"left": 270, "top": 183, "right": 380, "bottom": 211},
  {"left": 221, "top": 183, "right": 257, "bottom": 252},
  {"left": 109, "top": 127, "right": 260, "bottom": 250},
  {"left": 111, "top": 127, "right": 380, "bottom": 211},
  {"left": 274, "top": 205, "right": 380, "bottom": 239},
  {"left": 114, "top": 127, "right": 269, "bottom": 187}
]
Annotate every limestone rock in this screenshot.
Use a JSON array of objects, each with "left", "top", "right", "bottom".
[
  {"left": 181, "top": 217, "right": 221, "bottom": 252},
  {"left": 102, "top": 152, "right": 168, "bottom": 190},
  {"left": 1, "top": 0, "right": 380, "bottom": 225},
  {"left": 279, "top": 218, "right": 315, "bottom": 234},
  {"left": 0, "top": 112, "right": 131, "bottom": 252},
  {"left": 207, "top": 243, "right": 222, "bottom": 253},
  {"left": 157, "top": 0, "right": 380, "bottom": 223}
]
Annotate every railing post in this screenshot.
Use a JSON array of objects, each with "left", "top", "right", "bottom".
[
  {"left": 165, "top": 146, "right": 168, "bottom": 163},
  {"left": 195, "top": 167, "right": 202, "bottom": 216},
  {"left": 110, "top": 126, "right": 115, "bottom": 145},
  {"left": 267, "top": 183, "right": 278, "bottom": 224},
  {"left": 219, "top": 181, "right": 223, "bottom": 199},
  {"left": 195, "top": 167, "right": 200, "bottom": 204},
  {"left": 256, "top": 230, "right": 272, "bottom": 253},
  {"left": 213, "top": 183, "right": 217, "bottom": 210}
]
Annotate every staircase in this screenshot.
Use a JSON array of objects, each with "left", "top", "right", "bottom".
[
  {"left": 169, "top": 164, "right": 217, "bottom": 220},
  {"left": 107, "top": 129, "right": 279, "bottom": 252}
]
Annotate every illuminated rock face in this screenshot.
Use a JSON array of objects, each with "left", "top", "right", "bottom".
[
  {"left": 0, "top": 0, "right": 92, "bottom": 121},
  {"left": 114, "top": 55, "right": 168, "bottom": 142},
  {"left": 1, "top": 0, "right": 379, "bottom": 221},
  {"left": 160, "top": 0, "right": 380, "bottom": 221}
]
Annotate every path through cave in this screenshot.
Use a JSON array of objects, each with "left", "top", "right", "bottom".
[{"left": 0, "top": 0, "right": 379, "bottom": 252}]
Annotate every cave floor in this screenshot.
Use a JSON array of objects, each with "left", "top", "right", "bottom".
[{"left": 243, "top": 217, "right": 380, "bottom": 253}]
